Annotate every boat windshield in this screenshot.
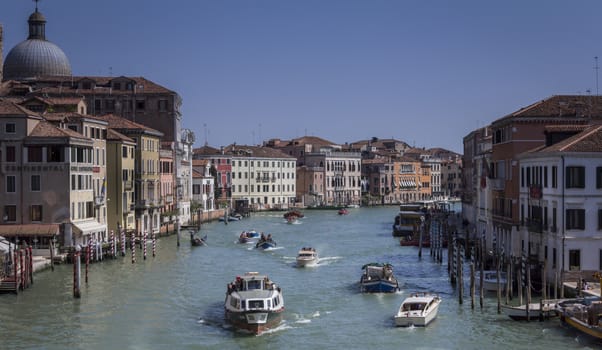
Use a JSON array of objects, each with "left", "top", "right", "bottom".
[
  {"left": 248, "top": 300, "right": 265, "bottom": 309},
  {"left": 246, "top": 280, "right": 263, "bottom": 290},
  {"left": 403, "top": 302, "right": 426, "bottom": 311}
]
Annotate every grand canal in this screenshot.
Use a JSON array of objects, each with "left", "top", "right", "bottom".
[{"left": 0, "top": 206, "right": 598, "bottom": 349}]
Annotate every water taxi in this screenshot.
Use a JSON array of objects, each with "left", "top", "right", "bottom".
[
  {"left": 296, "top": 247, "right": 318, "bottom": 267},
  {"left": 394, "top": 292, "right": 441, "bottom": 327}
]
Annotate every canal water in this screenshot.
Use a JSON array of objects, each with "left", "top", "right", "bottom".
[{"left": 0, "top": 206, "right": 598, "bottom": 349}]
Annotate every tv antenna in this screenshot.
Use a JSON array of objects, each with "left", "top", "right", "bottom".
[{"left": 595, "top": 56, "right": 599, "bottom": 96}]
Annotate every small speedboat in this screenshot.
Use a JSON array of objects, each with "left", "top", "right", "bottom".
[
  {"left": 245, "top": 230, "right": 260, "bottom": 238},
  {"left": 283, "top": 210, "right": 304, "bottom": 220},
  {"left": 296, "top": 247, "right": 318, "bottom": 267},
  {"left": 338, "top": 208, "right": 349, "bottom": 215},
  {"left": 394, "top": 292, "right": 441, "bottom": 327},
  {"left": 224, "top": 272, "right": 285, "bottom": 335},
  {"left": 360, "top": 263, "right": 400, "bottom": 293},
  {"left": 501, "top": 302, "right": 560, "bottom": 321}
]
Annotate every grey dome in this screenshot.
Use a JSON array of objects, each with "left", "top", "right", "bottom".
[
  {"left": 3, "top": 39, "right": 72, "bottom": 80},
  {"left": 2, "top": 9, "right": 72, "bottom": 81}
]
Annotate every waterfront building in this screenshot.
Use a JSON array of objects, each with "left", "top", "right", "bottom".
[
  {"left": 361, "top": 156, "right": 429, "bottom": 205},
  {"left": 96, "top": 114, "right": 163, "bottom": 236},
  {"left": 304, "top": 149, "right": 361, "bottom": 207},
  {"left": 441, "top": 155, "right": 462, "bottom": 199},
  {"left": 404, "top": 148, "right": 444, "bottom": 200},
  {"left": 462, "top": 126, "right": 493, "bottom": 248},
  {"left": 159, "top": 145, "right": 175, "bottom": 230},
  {"left": 0, "top": 4, "right": 193, "bottom": 229},
  {"left": 487, "top": 96, "right": 597, "bottom": 260},
  {"left": 518, "top": 124, "right": 602, "bottom": 284},
  {"left": 192, "top": 145, "right": 232, "bottom": 207},
  {"left": 227, "top": 145, "right": 297, "bottom": 210},
  {"left": 106, "top": 129, "right": 136, "bottom": 235},
  {"left": 296, "top": 164, "right": 324, "bottom": 207},
  {"left": 191, "top": 159, "right": 216, "bottom": 214},
  {"left": 0, "top": 100, "right": 105, "bottom": 249}
]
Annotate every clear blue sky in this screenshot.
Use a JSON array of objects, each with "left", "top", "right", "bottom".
[{"left": 2, "top": 0, "right": 602, "bottom": 154}]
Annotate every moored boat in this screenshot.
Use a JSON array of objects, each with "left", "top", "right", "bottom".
[
  {"left": 558, "top": 299, "right": 602, "bottom": 340},
  {"left": 479, "top": 270, "right": 507, "bottom": 292},
  {"left": 296, "top": 247, "right": 318, "bottom": 267},
  {"left": 338, "top": 208, "right": 349, "bottom": 215},
  {"left": 394, "top": 292, "right": 442, "bottom": 327},
  {"left": 360, "top": 263, "right": 400, "bottom": 293},
  {"left": 224, "top": 272, "right": 285, "bottom": 335},
  {"left": 501, "top": 301, "right": 560, "bottom": 321}
]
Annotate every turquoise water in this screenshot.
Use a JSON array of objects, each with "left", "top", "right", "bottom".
[{"left": 0, "top": 206, "right": 598, "bottom": 349}]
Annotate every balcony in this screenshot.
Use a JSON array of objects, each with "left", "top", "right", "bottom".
[
  {"left": 124, "top": 180, "right": 133, "bottom": 190},
  {"left": 94, "top": 196, "right": 105, "bottom": 206},
  {"left": 164, "top": 195, "right": 174, "bottom": 203}
]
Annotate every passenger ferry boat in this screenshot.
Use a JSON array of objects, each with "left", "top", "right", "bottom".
[{"left": 224, "top": 272, "right": 284, "bottom": 335}]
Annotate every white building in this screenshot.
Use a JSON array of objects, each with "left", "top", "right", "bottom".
[
  {"left": 228, "top": 145, "right": 297, "bottom": 210},
  {"left": 518, "top": 124, "right": 602, "bottom": 284}
]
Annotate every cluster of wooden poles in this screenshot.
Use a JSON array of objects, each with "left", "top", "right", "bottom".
[
  {"left": 72, "top": 230, "right": 157, "bottom": 298},
  {"left": 0, "top": 246, "right": 34, "bottom": 294}
]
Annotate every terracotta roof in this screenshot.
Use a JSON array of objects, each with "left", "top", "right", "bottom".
[
  {"left": 26, "top": 120, "right": 88, "bottom": 140},
  {"left": 107, "top": 128, "right": 135, "bottom": 143},
  {"left": 537, "top": 125, "right": 602, "bottom": 153},
  {"left": 0, "top": 224, "right": 60, "bottom": 237},
  {"left": 193, "top": 145, "right": 222, "bottom": 156},
  {"left": 192, "top": 168, "right": 203, "bottom": 178},
  {"left": 44, "top": 112, "right": 107, "bottom": 124},
  {"left": 495, "top": 95, "right": 602, "bottom": 123},
  {"left": 95, "top": 114, "right": 163, "bottom": 136},
  {"left": 19, "top": 76, "right": 176, "bottom": 95},
  {"left": 224, "top": 144, "right": 295, "bottom": 159},
  {"left": 0, "top": 99, "right": 40, "bottom": 116},
  {"left": 192, "top": 159, "right": 209, "bottom": 167}
]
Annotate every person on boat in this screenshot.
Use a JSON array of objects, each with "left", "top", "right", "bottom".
[
  {"left": 260, "top": 233, "right": 266, "bottom": 242},
  {"left": 267, "top": 234, "right": 272, "bottom": 242}
]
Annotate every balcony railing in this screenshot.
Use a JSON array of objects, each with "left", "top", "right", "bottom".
[
  {"left": 165, "top": 195, "right": 174, "bottom": 203},
  {"left": 136, "top": 199, "right": 149, "bottom": 209},
  {"left": 94, "top": 196, "right": 105, "bottom": 206},
  {"left": 124, "top": 180, "right": 133, "bottom": 190}
]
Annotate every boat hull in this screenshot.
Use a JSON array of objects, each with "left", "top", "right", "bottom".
[
  {"left": 225, "top": 309, "right": 284, "bottom": 335},
  {"left": 256, "top": 242, "right": 276, "bottom": 250},
  {"left": 561, "top": 314, "right": 602, "bottom": 340},
  {"left": 360, "top": 279, "right": 399, "bottom": 293},
  {"left": 501, "top": 303, "right": 558, "bottom": 321},
  {"left": 395, "top": 304, "right": 440, "bottom": 327},
  {"left": 296, "top": 258, "right": 318, "bottom": 267}
]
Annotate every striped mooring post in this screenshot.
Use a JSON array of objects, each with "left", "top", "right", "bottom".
[
  {"left": 110, "top": 230, "right": 115, "bottom": 259},
  {"left": 121, "top": 229, "right": 126, "bottom": 257},
  {"left": 131, "top": 232, "right": 136, "bottom": 264},
  {"left": 143, "top": 231, "right": 147, "bottom": 260},
  {"left": 152, "top": 232, "right": 156, "bottom": 258}
]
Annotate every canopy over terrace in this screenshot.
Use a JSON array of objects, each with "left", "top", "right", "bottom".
[{"left": 0, "top": 224, "right": 60, "bottom": 252}]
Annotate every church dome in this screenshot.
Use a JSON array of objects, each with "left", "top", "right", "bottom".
[{"left": 2, "top": 9, "right": 72, "bottom": 81}]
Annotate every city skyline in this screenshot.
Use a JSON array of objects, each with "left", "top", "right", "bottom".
[{"left": 2, "top": 1, "right": 602, "bottom": 153}]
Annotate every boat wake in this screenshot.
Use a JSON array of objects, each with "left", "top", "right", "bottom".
[{"left": 315, "top": 256, "right": 342, "bottom": 265}]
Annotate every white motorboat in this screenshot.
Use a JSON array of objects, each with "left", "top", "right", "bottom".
[
  {"left": 296, "top": 247, "right": 318, "bottom": 267},
  {"left": 479, "top": 270, "right": 507, "bottom": 292},
  {"left": 394, "top": 292, "right": 442, "bottom": 327},
  {"left": 224, "top": 272, "right": 284, "bottom": 335},
  {"left": 501, "top": 301, "right": 560, "bottom": 321}
]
